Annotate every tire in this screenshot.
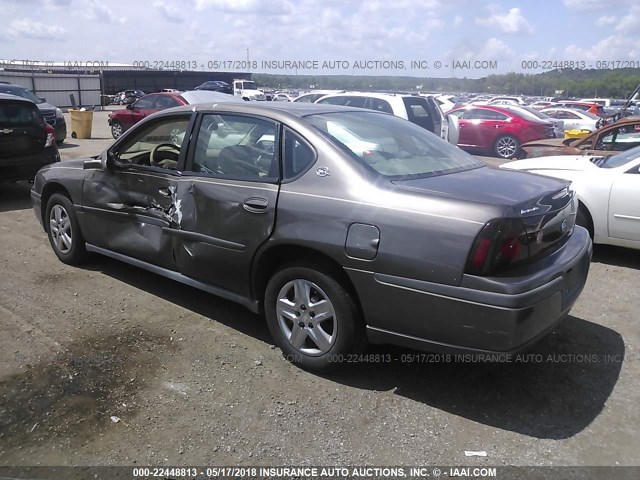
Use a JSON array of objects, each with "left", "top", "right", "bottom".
[
  {"left": 494, "top": 135, "right": 520, "bottom": 159},
  {"left": 264, "top": 265, "right": 363, "bottom": 372},
  {"left": 576, "top": 204, "right": 594, "bottom": 239},
  {"left": 45, "top": 193, "right": 87, "bottom": 265},
  {"left": 111, "top": 121, "right": 124, "bottom": 139}
]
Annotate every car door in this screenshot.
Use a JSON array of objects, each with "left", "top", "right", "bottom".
[
  {"left": 121, "top": 95, "right": 158, "bottom": 129},
  {"left": 172, "top": 112, "right": 281, "bottom": 297},
  {"left": 608, "top": 162, "right": 640, "bottom": 242},
  {"left": 80, "top": 113, "right": 194, "bottom": 269},
  {"left": 455, "top": 108, "right": 496, "bottom": 149}
]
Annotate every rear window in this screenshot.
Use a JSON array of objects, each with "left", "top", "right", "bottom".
[
  {"left": 0, "top": 102, "right": 44, "bottom": 128},
  {"left": 307, "top": 111, "right": 483, "bottom": 179}
]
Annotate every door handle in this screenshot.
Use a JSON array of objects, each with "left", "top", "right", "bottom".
[
  {"left": 243, "top": 197, "right": 269, "bottom": 213},
  {"left": 158, "top": 187, "right": 172, "bottom": 197}
]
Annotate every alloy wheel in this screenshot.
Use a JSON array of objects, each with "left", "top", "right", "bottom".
[
  {"left": 275, "top": 279, "right": 337, "bottom": 356},
  {"left": 49, "top": 204, "right": 73, "bottom": 254},
  {"left": 496, "top": 136, "right": 518, "bottom": 158}
]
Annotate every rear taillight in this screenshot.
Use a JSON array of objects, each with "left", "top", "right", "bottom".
[
  {"left": 465, "top": 218, "right": 530, "bottom": 276},
  {"left": 44, "top": 124, "right": 55, "bottom": 147}
]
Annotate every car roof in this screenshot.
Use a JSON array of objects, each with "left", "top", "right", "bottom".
[
  {"left": 0, "top": 92, "right": 35, "bottom": 104},
  {"left": 320, "top": 91, "right": 415, "bottom": 100},
  {"left": 160, "top": 101, "right": 381, "bottom": 118}
]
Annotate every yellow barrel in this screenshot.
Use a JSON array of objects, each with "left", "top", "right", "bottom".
[{"left": 69, "top": 110, "right": 94, "bottom": 139}]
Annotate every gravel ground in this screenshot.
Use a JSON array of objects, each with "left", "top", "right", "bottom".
[{"left": 0, "top": 114, "right": 638, "bottom": 468}]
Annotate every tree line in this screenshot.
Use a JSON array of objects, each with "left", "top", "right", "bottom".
[{"left": 254, "top": 69, "right": 640, "bottom": 98}]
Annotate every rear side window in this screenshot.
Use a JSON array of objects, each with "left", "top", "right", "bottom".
[
  {"left": 316, "top": 96, "right": 346, "bottom": 106},
  {"left": 0, "top": 102, "right": 44, "bottom": 128},
  {"left": 283, "top": 129, "right": 315, "bottom": 179},
  {"left": 155, "top": 96, "right": 181, "bottom": 109},
  {"left": 367, "top": 98, "right": 393, "bottom": 114}
]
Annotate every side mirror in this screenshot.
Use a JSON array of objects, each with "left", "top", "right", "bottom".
[
  {"left": 39, "top": 97, "right": 46, "bottom": 102},
  {"left": 83, "top": 158, "right": 103, "bottom": 170},
  {"left": 126, "top": 103, "right": 133, "bottom": 110}
]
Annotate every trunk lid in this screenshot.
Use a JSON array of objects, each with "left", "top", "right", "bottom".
[{"left": 394, "top": 166, "right": 576, "bottom": 269}]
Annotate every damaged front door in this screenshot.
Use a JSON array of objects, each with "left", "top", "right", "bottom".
[
  {"left": 80, "top": 114, "right": 193, "bottom": 269},
  {"left": 172, "top": 113, "right": 280, "bottom": 296}
]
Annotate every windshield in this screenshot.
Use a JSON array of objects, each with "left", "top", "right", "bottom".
[
  {"left": 306, "top": 111, "right": 483, "bottom": 178},
  {"left": 600, "top": 145, "right": 640, "bottom": 169},
  {"left": 0, "top": 86, "right": 44, "bottom": 104},
  {"left": 240, "top": 81, "right": 257, "bottom": 89}
]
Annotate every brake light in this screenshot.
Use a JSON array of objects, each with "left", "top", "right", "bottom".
[
  {"left": 44, "top": 124, "right": 55, "bottom": 147},
  {"left": 465, "top": 218, "right": 530, "bottom": 275}
]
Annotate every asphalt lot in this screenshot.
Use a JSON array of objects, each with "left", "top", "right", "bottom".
[{"left": 0, "top": 110, "right": 639, "bottom": 467}]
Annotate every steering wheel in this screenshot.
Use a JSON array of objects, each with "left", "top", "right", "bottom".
[{"left": 150, "top": 143, "right": 180, "bottom": 166}]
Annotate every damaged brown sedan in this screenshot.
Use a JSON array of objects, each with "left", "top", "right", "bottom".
[
  {"left": 520, "top": 116, "right": 640, "bottom": 158},
  {"left": 30, "top": 102, "right": 591, "bottom": 371}
]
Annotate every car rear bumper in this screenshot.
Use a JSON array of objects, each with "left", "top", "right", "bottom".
[
  {"left": 347, "top": 226, "right": 592, "bottom": 354},
  {"left": 0, "top": 147, "right": 59, "bottom": 181}
]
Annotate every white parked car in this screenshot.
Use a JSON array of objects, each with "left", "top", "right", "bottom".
[
  {"left": 293, "top": 90, "right": 345, "bottom": 103},
  {"left": 540, "top": 107, "right": 600, "bottom": 132},
  {"left": 315, "top": 91, "right": 459, "bottom": 144},
  {"left": 488, "top": 96, "right": 527, "bottom": 106},
  {"left": 500, "top": 146, "right": 640, "bottom": 250},
  {"left": 271, "top": 93, "right": 293, "bottom": 102}
]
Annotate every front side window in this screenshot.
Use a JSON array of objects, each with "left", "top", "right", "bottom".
[
  {"left": 133, "top": 96, "right": 155, "bottom": 109},
  {"left": 307, "top": 111, "right": 483, "bottom": 178},
  {"left": 191, "top": 114, "right": 278, "bottom": 182},
  {"left": 114, "top": 115, "right": 191, "bottom": 169}
]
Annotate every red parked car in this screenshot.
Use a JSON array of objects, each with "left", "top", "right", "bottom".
[
  {"left": 108, "top": 90, "right": 240, "bottom": 139},
  {"left": 446, "top": 105, "right": 556, "bottom": 159},
  {"left": 108, "top": 92, "right": 187, "bottom": 139}
]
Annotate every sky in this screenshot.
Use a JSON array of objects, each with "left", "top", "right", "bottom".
[{"left": 1, "top": 0, "right": 640, "bottom": 78}]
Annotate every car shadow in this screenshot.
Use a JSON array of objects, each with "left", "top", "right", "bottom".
[
  {"left": 57, "top": 142, "right": 79, "bottom": 150},
  {"left": 82, "top": 255, "right": 623, "bottom": 441},
  {"left": 326, "top": 316, "right": 624, "bottom": 440},
  {"left": 592, "top": 244, "right": 640, "bottom": 270},
  {"left": 83, "top": 255, "right": 272, "bottom": 344},
  {"left": 0, "top": 181, "right": 32, "bottom": 213}
]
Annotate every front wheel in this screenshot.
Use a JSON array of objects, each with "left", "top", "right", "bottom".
[
  {"left": 576, "top": 205, "right": 594, "bottom": 239},
  {"left": 45, "top": 193, "right": 87, "bottom": 265},
  {"left": 264, "top": 265, "right": 363, "bottom": 371},
  {"left": 494, "top": 135, "right": 520, "bottom": 159},
  {"left": 111, "top": 120, "right": 124, "bottom": 139}
]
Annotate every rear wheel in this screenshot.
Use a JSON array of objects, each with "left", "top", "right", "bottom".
[
  {"left": 494, "top": 135, "right": 520, "bottom": 159},
  {"left": 265, "top": 265, "right": 363, "bottom": 371},
  {"left": 45, "top": 193, "right": 87, "bottom": 265}
]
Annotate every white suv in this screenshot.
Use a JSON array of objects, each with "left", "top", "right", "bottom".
[{"left": 315, "top": 92, "right": 458, "bottom": 144}]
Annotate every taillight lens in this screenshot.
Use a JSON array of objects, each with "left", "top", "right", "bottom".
[
  {"left": 465, "top": 218, "right": 530, "bottom": 275},
  {"left": 44, "top": 124, "right": 55, "bottom": 147}
]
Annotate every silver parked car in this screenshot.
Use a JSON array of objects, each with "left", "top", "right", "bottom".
[{"left": 31, "top": 103, "right": 592, "bottom": 371}]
